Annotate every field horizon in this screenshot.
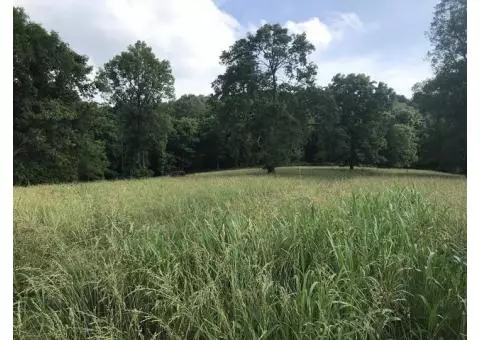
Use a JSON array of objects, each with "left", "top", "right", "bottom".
[{"left": 14, "top": 166, "right": 467, "bottom": 339}]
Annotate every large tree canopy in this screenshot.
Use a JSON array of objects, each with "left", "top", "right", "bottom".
[
  {"left": 13, "top": 7, "right": 95, "bottom": 184},
  {"left": 13, "top": 0, "right": 466, "bottom": 185},
  {"left": 428, "top": 0, "right": 466, "bottom": 71},
  {"left": 300, "top": 87, "right": 341, "bottom": 164},
  {"left": 97, "top": 41, "right": 175, "bottom": 177},
  {"left": 412, "top": 0, "right": 466, "bottom": 173},
  {"left": 328, "top": 73, "right": 395, "bottom": 169},
  {"left": 382, "top": 101, "right": 424, "bottom": 168},
  {"left": 213, "top": 23, "right": 317, "bottom": 172}
]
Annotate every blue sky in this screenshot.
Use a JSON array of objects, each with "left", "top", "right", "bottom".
[
  {"left": 219, "top": 0, "right": 437, "bottom": 96},
  {"left": 219, "top": 0, "right": 435, "bottom": 53},
  {"left": 15, "top": 0, "right": 437, "bottom": 97}
]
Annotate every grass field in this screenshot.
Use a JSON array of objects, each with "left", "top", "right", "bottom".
[{"left": 13, "top": 166, "right": 467, "bottom": 339}]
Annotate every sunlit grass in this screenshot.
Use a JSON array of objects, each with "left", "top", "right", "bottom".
[{"left": 13, "top": 166, "right": 466, "bottom": 339}]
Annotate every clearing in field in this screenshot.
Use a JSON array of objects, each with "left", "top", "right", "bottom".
[{"left": 14, "top": 167, "right": 466, "bottom": 339}]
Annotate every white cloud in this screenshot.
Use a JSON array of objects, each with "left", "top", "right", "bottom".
[
  {"left": 14, "top": 0, "right": 240, "bottom": 96},
  {"left": 249, "top": 14, "right": 367, "bottom": 51},
  {"left": 332, "top": 12, "right": 364, "bottom": 31},
  {"left": 285, "top": 18, "right": 332, "bottom": 48},
  {"left": 327, "top": 12, "right": 380, "bottom": 40},
  {"left": 279, "top": 15, "right": 430, "bottom": 97},
  {"left": 249, "top": 15, "right": 429, "bottom": 97},
  {"left": 14, "top": 0, "right": 429, "bottom": 98},
  {"left": 315, "top": 53, "right": 433, "bottom": 97}
]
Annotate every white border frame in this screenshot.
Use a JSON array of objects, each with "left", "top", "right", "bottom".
[
  {"left": 1, "top": 1, "right": 14, "bottom": 338},
  {"left": 467, "top": 0, "right": 478, "bottom": 338},
  {"left": 3, "top": 1, "right": 477, "bottom": 338}
]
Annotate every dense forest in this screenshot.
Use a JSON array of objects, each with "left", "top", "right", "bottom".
[{"left": 13, "top": 0, "right": 466, "bottom": 185}]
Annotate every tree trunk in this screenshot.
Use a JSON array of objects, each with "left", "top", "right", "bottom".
[
  {"left": 121, "top": 141, "right": 125, "bottom": 176},
  {"left": 265, "top": 165, "right": 275, "bottom": 173},
  {"left": 349, "top": 136, "right": 355, "bottom": 170}
]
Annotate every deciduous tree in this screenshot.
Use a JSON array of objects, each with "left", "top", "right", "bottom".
[
  {"left": 213, "top": 24, "right": 317, "bottom": 172},
  {"left": 97, "top": 41, "right": 174, "bottom": 177},
  {"left": 413, "top": 0, "right": 466, "bottom": 173},
  {"left": 13, "top": 7, "right": 94, "bottom": 184},
  {"left": 328, "top": 74, "right": 395, "bottom": 169}
]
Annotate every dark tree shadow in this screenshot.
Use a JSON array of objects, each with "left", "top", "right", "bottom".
[{"left": 215, "top": 166, "right": 465, "bottom": 181}]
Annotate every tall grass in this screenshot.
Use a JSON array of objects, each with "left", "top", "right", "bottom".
[{"left": 14, "top": 167, "right": 467, "bottom": 339}]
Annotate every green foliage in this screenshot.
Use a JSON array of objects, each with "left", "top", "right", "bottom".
[
  {"left": 413, "top": 0, "right": 466, "bottom": 173},
  {"left": 13, "top": 0, "right": 467, "bottom": 185},
  {"left": 213, "top": 24, "right": 317, "bottom": 172},
  {"left": 13, "top": 7, "right": 95, "bottom": 184},
  {"left": 386, "top": 124, "right": 418, "bottom": 167},
  {"left": 328, "top": 74, "right": 395, "bottom": 169},
  {"left": 195, "top": 99, "right": 227, "bottom": 170},
  {"left": 75, "top": 103, "right": 110, "bottom": 181},
  {"left": 412, "top": 69, "right": 466, "bottom": 172},
  {"left": 427, "top": 0, "right": 466, "bottom": 71},
  {"left": 382, "top": 102, "right": 423, "bottom": 168},
  {"left": 171, "top": 94, "right": 208, "bottom": 118},
  {"left": 302, "top": 87, "right": 347, "bottom": 164},
  {"left": 167, "top": 116, "right": 200, "bottom": 171},
  {"left": 97, "top": 41, "right": 174, "bottom": 177},
  {"left": 165, "top": 94, "right": 213, "bottom": 172}
]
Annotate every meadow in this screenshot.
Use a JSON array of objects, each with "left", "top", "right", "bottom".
[{"left": 13, "top": 167, "right": 467, "bottom": 339}]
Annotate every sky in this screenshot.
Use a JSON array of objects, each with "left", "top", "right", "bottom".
[{"left": 14, "top": 0, "right": 438, "bottom": 98}]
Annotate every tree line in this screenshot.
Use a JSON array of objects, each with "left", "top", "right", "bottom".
[{"left": 13, "top": 0, "right": 466, "bottom": 185}]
